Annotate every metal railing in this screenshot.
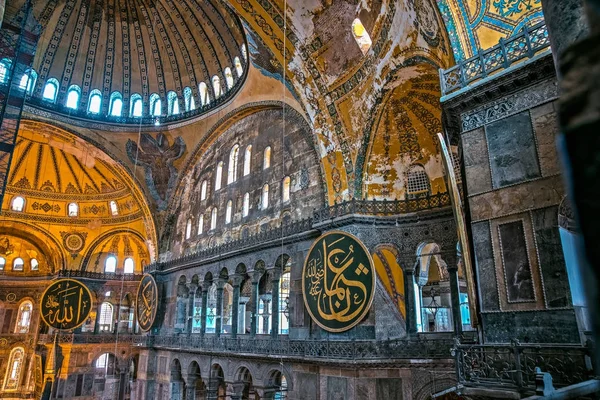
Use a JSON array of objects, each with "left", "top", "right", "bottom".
[
  {"left": 57, "top": 269, "right": 143, "bottom": 281},
  {"left": 440, "top": 21, "right": 551, "bottom": 96},
  {"left": 454, "top": 339, "right": 594, "bottom": 391},
  {"left": 38, "top": 333, "right": 145, "bottom": 345}
]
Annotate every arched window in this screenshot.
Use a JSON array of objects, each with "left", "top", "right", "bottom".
[
  {"left": 184, "top": 87, "right": 195, "bottom": 111},
  {"left": 105, "top": 256, "right": 117, "bottom": 273},
  {"left": 167, "top": 91, "right": 179, "bottom": 115},
  {"left": 11, "top": 196, "right": 24, "bottom": 212},
  {"left": 198, "top": 214, "right": 204, "bottom": 235},
  {"left": 109, "top": 91, "right": 123, "bottom": 116},
  {"left": 68, "top": 202, "right": 78, "bottom": 217},
  {"left": 185, "top": 219, "right": 192, "bottom": 239},
  {"left": 199, "top": 82, "right": 210, "bottom": 106},
  {"left": 243, "top": 192, "right": 250, "bottom": 217},
  {"left": 241, "top": 44, "right": 247, "bottom": 61},
  {"left": 0, "top": 58, "right": 11, "bottom": 83},
  {"left": 109, "top": 201, "right": 119, "bottom": 216},
  {"left": 150, "top": 93, "right": 161, "bottom": 116},
  {"left": 224, "top": 67, "right": 234, "bottom": 89},
  {"left": 18, "top": 70, "right": 36, "bottom": 93},
  {"left": 15, "top": 301, "right": 33, "bottom": 333},
  {"left": 88, "top": 89, "right": 102, "bottom": 114},
  {"left": 282, "top": 176, "right": 291, "bottom": 203},
  {"left": 30, "top": 258, "right": 38, "bottom": 271},
  {"left": 3, "top": 347, "right": 24, "bottom": 390},
  {"left": 200, "top": 180, "right": 208, "bottom": 201},
  {"left": 212, "top": 75, "right": 222, "bottom": 98},
  {"left": 215, "top": 161, "right": 223, "bottom": 191},
  {"left": 262, "top": 184, "right": 269, "bottom": 209},
  {"left": 234, "top": 57, "right": 243, "bottom": 77},
  {"left": 263, "top": 146, "right": 271, "bottom": 170},
  {"left": 407, "top": 165, "right": 430, "bottom": 197},
  {"left": 279, "top": 272, "right": 290, "bottom": 334},
  {"left": 42, "top": 78, "right": 59, "bottom": 102},
  {"left": 228, "top": 145, "right": 240, "bottom": 184},
  {"left": 66, "top": 85, "right": 81, "bottom": 109},
  {"left": 225, "top": 200, "right": 233, "bottom": 224},
  {"left": 99, "top": 302, "right": 114, "bottom": 332},
  {"left": 352, "top": 18, "right": 372, "bottom": 54},
  {"left": 13, "top": 258, "right": 24, "bottom": 271},
  {"left": 243, "top": 145, "right": 252, "bottom": 176},
  {"left": 211, "top": 208, "right": 218, "bottom": 230},
  {"left": 123, "top": 258, "right": 134, "bottom": 274},
  {"left": 130, "top": 94, "right": 143, "bottom": 117},
  {"left": 0, "top": 257, "right": 5, "bottom": 270}
]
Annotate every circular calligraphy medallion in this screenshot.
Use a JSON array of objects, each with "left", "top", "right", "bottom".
[
  {"left": 302, "top": 231, "right": 375, "bottom": 333},
  {"left": 63, "top": 233, "right": 85, "bottom": 253},
  {"left": 136, "top": 273, "right": 158, "bottom": 332},
  {"left": 40, "top": 279, "right": 92, "bottom": 330}
]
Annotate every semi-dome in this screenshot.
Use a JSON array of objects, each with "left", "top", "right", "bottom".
[{"left": 15, "top": 0, "right": 248, "bottom": 126}]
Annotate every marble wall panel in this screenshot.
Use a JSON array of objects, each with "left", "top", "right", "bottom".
[
  {"left": 530, "top": 101, "right": 561, "bottom": 177},
  {"left": 461, "top": 127, "right": 492, "bottom": 195},
  {"left": 485, "top": 111, "right": 541, "bottom": 189},
  {"left": 296, "top": 372, "right": 319, "bottom": 399},
  {"left": 498, "top": 221, "right": 535, "bottom": 303},
  {"left": 327, "top": 376, "right": 348, "bottom": 400},
  {"left": 376, "top": 378, "right": 404, "bottom": 400},
  {"left": 482, "top": 309, "right": 579, "bottom": 343},
  {"left": 472, "top": 221, "right": 499, "bottom": 311}
]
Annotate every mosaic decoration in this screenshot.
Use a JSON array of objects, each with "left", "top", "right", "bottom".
[
  {"left": 136, "top": 273, "right": 159, "bottom": 332},
  {"left": 0, "top": 237, "right": 15, "bottom": 255},
  {"left": 40, "top": 279, "right": 93, "bottom": 330},
  {"left": 126, "top": 133, "right": 186, "bottom": 210},
  {"left": 302, "top": 231, "right": 375, "bottom": 333},
  {"left": 60, "top": 232, "right": 87, "bottom": 254}
]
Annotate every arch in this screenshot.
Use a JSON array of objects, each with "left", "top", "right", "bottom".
[
  {"left": 212, "top": 75, "right": 222, "bottom": 98},
  {"left": 123, "top": 258, "right": 134, "bottom": 274},
  {"left": 234, "top": 57, "right": 244, "bottom": 77},
  {"left": 211, "top": 208, "right": 218, "bottom": 230},
  {"left": 243, "top": 145, "right": 252, "bottom": 176},
  {"left": 94, "top": 352, "right": 118, "bottom": 375},
  {"left": 13, "top": 258, "right": 24, "bottom": 271},
  {"left": 187, "top": 361, "right": 206, "bottom": 398},
  {"left": 234, "top": 366, "right": 254, "bottom": 399},
  {"left": 215, "top": 161, "right": 224, "bottom": 191},
  {"left": 11, "top": 196, "right": 25, "bottom": 212},
  {"left": 19, "top": 69, "right": 37, "bottom": 94},
  {"left": 80, "top": 228, "right": 150, "bottom": 272},
  {"left": 209, "top": 363, "right": 226, "bottom": 398},
  {"left": 242, "top": 192, "right": 250, "bottom": 217},
  {"left": 150, "top": 93, "right": 161, "bottom": 116},
  {"left": 224, "top": 67, "right": 234, "bottom": 89},
  {"left": 200, "top": 180, "right": 208, "bottom": 200},
  {"left": 225, "top": 200, "right": 233, "bottom": 224},
  {"left": 30, "top": 258, "right": 38, "bottom": 270},
  {"left": 407, "top": 164, "right": 430, "bottom": 197},
  {"left": 130, "top": 93, "right": 143, "bottom": 117},
  {"left": 266, "top": 368, "right": 290, "bottom": 399},
  {"left": 167, "top": 91, "right": 179, "bottom": 115},
  {"left": 199, "top": 82, "right": 210, "bottom": 106},
  {"left": 42, "top": 78, "right": 59, "bottom": 102},
  {"left": 105, "top": 255, "right": 117, "bottom": 273},
  {"left": 263, "top": 146, "right": 272, "bottom": 169},
  {"left": 87, "top": 89, "right": 102, "bottom": 114},
  {"left": 3, "top": 347, "right": 25, "bottom": 390},
  {"left": 15, "top": 301, "right": 33, "bottom": 333},
  {"left": 109, "top": 91, "right": 123, "bottom": 116},
  {"left": 66, "top": 85, "right": 81, "bottom": 109},
  {"left": 184, "top": 86, "right": 195, "bottom": 111},
  {"left": 228, "top": 144, "right": 240, "bottom": 184}
]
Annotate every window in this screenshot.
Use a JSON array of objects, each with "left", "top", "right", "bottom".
[
  {"left": 66, "top": 85, "right": 81, "bottom": 109},
  {"left": 224, "top": 67, "right": 234, "bottom": 89},
  {"left": 263, "top": 146, "right": 271, "bottom": 170},
  {"left": 211, "top": 208, "right": 218, "bottom": 230},
  {"left": 243, "top": 145, "right": 252, "bottom": 176},
  {"left": 68, "top": 202, "right": 78, "bottom": 217},
  {"left": 279, "top": 272, "right": 290, "bottom": 334},
  {"left": 129, "top": 93, "right": 143, "bottom": 117},
  {"left": 215, "top": 161, "right": 223, "bottom": 191},
  {"left": 13, "top": 258, "right": 24, "bottom": 271},
  {"left": 225, "top": 200, "right": 233, "bottom": 224},
  {"left": 184, "top": 87, "right": 195, "bottom": 111},
  {"left": 96, "top": 353, "right": 108, "bottom": 369},
  {"left": 124, "top": 258, "right": 134, "bottom": 274},
  {"left": 186, "top": 219, "right": 192, "bottom": 239},
  {"left": 0, "top": 58, "right": 11, "bottom": 83},
  {"left": 198, "top": 214, "right": 204, "bottom": 235},
  {"left": 11, "top": 196, "right": 25, "bottom": 212},
  {"left": 3, "top": 347, "right": 24, "bottom": 390},
  {"left": 241, "top": 44, "right": 247, "bottom": 61},
  {"left": 42, "top": 78, "right": 59, "bottom": 102},
  {"left": 30, "top": 258, "right": 38, "bottom": 271},
  {"left": 88, "top": 90, "right": 102, "bottom": 114},
  {"left": 282, "top": 176, "right": 291, "bottom": 203},
  {"left": 199, "top": 82, "right": 210, "bottom": 106},
  {"left": 99, "top": 302, "right": 114, "bottom": 332},
  {"left": 234, "top": 57, "right": 243, "bottom": 77},
  {"left": 24, "top": 70, "right": 38, "bottom": 94},
  {"left": 167, "top": 91, "right": 179, "bottom": 115},
  {"left": 15, "top": 301, "right": 32, "bottom": 333},
  {"left": 243, "top": 193, "right": 250, "bottom": 217},
  {"left": 0, "top": 257, "right": 5, "bottom": 270},
  {"left": 109, "top": 92, "right": 123, "bottom": 116},
  {"left": 105, "top": 256, "right": 117, "bottom": 273},
  {"left": 407, "top": 165, "right": 430, "bottom": 196},
  {"left": 200, "top": 180, "right": 208, "bottom": 201},
  {"left": 262, "top": 184, "right": 269, "bottom": 209},
  {"left": 109, "top": 201, "right": 119, "bottom": 216},
  {"left": 228, "top": 145, "right": 240, "bottom": 184},
  {"left": 150, "top": 93, "right": 161, "bottom": 116},
  {"left": 212, "top": 75, "right": 222, "bottom": 98},
  {"left": 352, "top": 18, "right": 372, "bottom": 54}
]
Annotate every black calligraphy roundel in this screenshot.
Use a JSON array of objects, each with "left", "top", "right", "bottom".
[
  {"left": 40, "top": 279, "right": 92, "bottom": 330},
  {"left": 302, "top": 231, "right": 375, "bottom": 333},
  {"left": 136, "top": 273, "right": 158, "bottom": 332}
]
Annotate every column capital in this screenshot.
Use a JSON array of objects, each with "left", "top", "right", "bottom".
[
  {"left": 268, "top": 268, "right": 282, "bottom": 281},
  {"left": 251, "top": 270, "right": 264, "bottom": 283},
  {"left": 216, "top": 278, "right": 227, "bottom": 290},
  {"left": 202, "top": 281, "right": 212, "bottom": 291},
  {"left": 231, "top": 274, "right": 245, "bottom": 287}
]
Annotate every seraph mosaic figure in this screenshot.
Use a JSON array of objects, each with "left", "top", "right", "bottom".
[{"left": 126, "top": 133, "right": 186, "bottom": 210}]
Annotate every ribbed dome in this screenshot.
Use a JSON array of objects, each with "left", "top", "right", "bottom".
[{"left": 20, "top": 0, "right": 248, "bottom": 125}]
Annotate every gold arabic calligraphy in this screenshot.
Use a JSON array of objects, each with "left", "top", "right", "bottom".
[
  {"left": 41, "top": 280, "right": 91, "bottom": 329},
  {"left": 136, "top": 274, "right": 157, "bottom": 331}
]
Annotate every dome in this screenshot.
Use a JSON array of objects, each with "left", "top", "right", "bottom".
[{"left": 21, "top": 0, "right": 248, "bottom": 125}]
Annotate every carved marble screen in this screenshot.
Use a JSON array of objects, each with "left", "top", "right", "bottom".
[{"left": 498, "top": 220, "right": 535, "bottom": 302}]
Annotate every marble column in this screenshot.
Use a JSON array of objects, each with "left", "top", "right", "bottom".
[
  {"left": 270, "top": 270, "right": 281, "bottom": 338},
  {"left": 186, "top": 284, "right": 197, "bottom": 335},
  {"left": 200, "top": 283, "right": 210, "bottom": 337},
  {"left": 403, "top": 267, "right": 418, "bottom": 336},
  {"left": 206, "top": 380, "right": 220, "bottom": 400},
  {"left": 447, "top": 265, "right": 463, "bottom": 335},
  {"left": 215, "top": 279, "right": 225, "bottom": 337},
  {"left": 185, "top": 383, "right": 196, "bottom": 400},
  {"left": 230, "top": 275, "right": 243, "bottom": 338},
  {"left": 260, "top": 295, "right": 272, "bottom": 335},
  {"left": 250, "top": 271, "right": 262, "bottom": 337}
]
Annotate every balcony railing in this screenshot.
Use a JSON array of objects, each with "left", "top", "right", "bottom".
[
  {"left": 439, "top": 21, "right": 551, "bottom": 96},
  {"left": 38, "top": 333, "right": 145, "bottom": 345},
  {"left": 57, "top": 269, "right": 143, "bottom": 281},
  {"left": 454, "top": 340, "right": 594, "bottom": 392}
]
